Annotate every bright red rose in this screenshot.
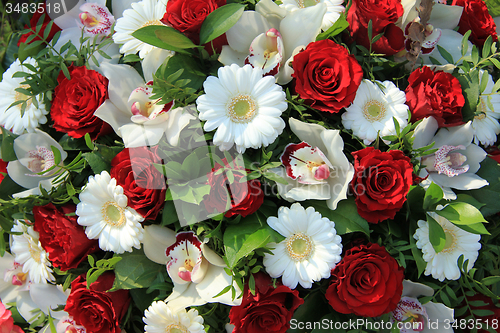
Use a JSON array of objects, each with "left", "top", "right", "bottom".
[
  {"left": 453, "top": 0, "right": 498, "bottom": 47},
  {"left": 33, "top": 203, "right": 99, "bottom": 271},
  {"left": 51, "top": 65, "right": 111, "bottom": 139},
  {"left": 351, "top": 147, "right": 413, "bottom": 224},
  {"left": 405, "top": 66, "right": 465, "bottom": 127},
  {"left": 326, "top": 243, "right": 404, "bottom": 317},
  {"left": 0, "top": 159, "right": 7, "bottom": 184},
  {"left": 65, "top": 272, "right": 130, "bottom": 333},
  {"left": 17, "top": 3, "right": 61, "bottom": 46},
  {"left": 347, "top": 0, "right": 405, "bottom": 55},
  {"left": 203, "top": 159, "right": 264, "bottom": 218},
  {"left": 110, "top": 147, "right": 166, "bottom": 220},
  {"left": 292, "top": 39, "right": 363, "bottom": 113},
  {"left": 229, "top": 272, "right": 304, "bottom": 333}
]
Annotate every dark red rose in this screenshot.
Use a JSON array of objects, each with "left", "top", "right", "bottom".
[
  {"left": 51, "top": 65, "right": 111, "bottom": 139},
  {"left": 203, "top": 159, "right": 263, "bottom": 218},
  {"left": 405, "top": 66, "right": 465, "bottom": 127},
  {"left": 0, "top": 159, "right": 7, "bottom": 184},
  {"left": 33, "top": 203, "right": 99, "bottom": 271},
  {"left": 346, "top": 0, "right": 405, "bottom": 55},
  {"left": 351, "top": 147, "right": 413, "bottom": 224},
  {"left": 65, "top": 272, "right": 130, "bottom": 333},
  {"left": 486, "top": 146, "right": 500, "bottom": 163},
  {"left": 453, "top": 0, "right": 498, "bottom": 47},
  {"left": 292, "top": 39, "right": 363, "bottom": 113},
  {"left": 110, "top": 147, "right": 166, "bottom": 220},
  {"left": 230, "top": 272, "right": 304, "bottom": 333},
  {"left": 458, "top": 294, "right": 500, "bottom": 333},
  {"left": 18, "top": 3, "right": 61, "bottom": 46},
  {"left": 326, "top": 243, "right": 404, "bottom": 317}
]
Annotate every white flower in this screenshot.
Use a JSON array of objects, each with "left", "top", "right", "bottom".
[
  {"left": 196, "top": 64, "right": 287, "bottom": 154},
  {"left": 76, "top": 170, "right": 145, "bottom": 254},
  {"left": 272, "top": 118, "right": 354, "bottom": 210},
  {"left": 391, "top": 280, "right": 454, "bottom": 333},
  {"left": 113, "top": 0, "right": 169, "bottom": 58},
  {"left": 414, "top": 211, "right": 481, "bottom": 282},
  {"left": 10, "top": 221, "right": 54, "bottom": 284},
  {"left": 263, "top": 203, "right": 342, "bottom": 289},
  {"left": 79, "top": 0, "right": 114, "bottom": 35},
  {"left": 342, "top": 79, "right": 409, "bottom": 145},
  {"left": 219, "top": 0, "right": 326, "bottom": 84},
  {"left": 143, "top": 301, "right": 204, "bottom": 333},
  {"left": 279, "top": 0, "right": 344, "bottom": 31},
  {"left": 471, "top": 70, "right": 500, "bottom": 146},
  {"left": 54, "top": 316, "right": 87, "bottom": 333},
  {"left": 413, "top": 117, "right": 489, "bottom": 199},
  {"left": 0, "top": 58, "right": 48, "bottom": 135}
]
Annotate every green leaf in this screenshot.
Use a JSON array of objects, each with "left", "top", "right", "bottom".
[
  {"left": 161, "top": 201, "right": 179, "bottom": 226},
  {"left": 461, "top": 30, "right": 472, "bottom": 56},
  {"left": 308, "top": 198, "right": 370, "bottom": 235},
  {"left": 132, "top": 26, "right": 198, "bottom": 53},
  {"left": 468, "top": 157, "right": 500, "bottom": 216},
  {"left": 199, "top": 3, "right": 245, "bottom": 45},
  {"left": 112, "top": 248, "right": 164, "bottom": 290},
  {"left": 427, "top": 214, "right": 446, "bottom": 253},
  {"left": 437, "top": 45, "right": 454, "bottom": 64},
  {"left": 157, "top": 53, "right": 206, "bottom": 95},
  {"left": 482, "top": 35, "right": 493, "bottom": 57},
  {"left": 82, "top": 152, "right": 109, "bottom": 174},
  {"left": 481, "top": 276, "right": 500, "bottom": 286},
  {"left": 262, "top": 170, "right": 288, "bottom": 185},
  {"left": 435, "top": 202, "right": 487, "bottom": 225},
  {"left": 316, "top": 14, "right": 349, "bottom": 41},
  {"left": 486, "top": 0, "right": 500, "bottom": 17},
  {"left": 50, "top": 145, "right": 61, "bottom": 165},
  {"left": 423, "top": 182, "right": 443, "bottom": 210},
  {"left": 455, "top": 194, "right": 485, "bottom": 210},
  {"left": 84, "top": 133, "right": 95, "bottom": 150},
  {"left": 457, "top": 71, "right": 480, "bottom": 122},
  {"left": 456, "top": 222, "right": 490, "bottom": 235},
  {"left": 1, "top": 126, "right": 18, "bottom": 162}
]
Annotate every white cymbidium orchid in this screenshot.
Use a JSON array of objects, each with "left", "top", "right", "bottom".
[
  {"left": 413, "top": 116, "right": 489, "bottom": 199},
  {"left": 93, "top": 62, "right": 195, "bottom": 148},
  {"left": 142, "top": 226, "right": 242, "bottom": 311},
  {"left": 390, "top": 280, "right": 454, "bottom": 333},
  {"left": 272, "top": 118, "right": 354, "bottom": 210},
  {"left": 219, "top": 0, "right": 326, "bottom": 84}
]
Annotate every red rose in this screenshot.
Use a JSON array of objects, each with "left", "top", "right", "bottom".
[
  {"left": 51, "top": 65, "right": 111, "bottom": 139},
  {"left": 203, "top": 159, "right": 263, "bottom": 217},
  {"left": 0, "top": 159, "right": 7, "bottom": 184},
  {"left": 65, "top": 272, "right": 130, "bottom": 333},
  {"left": 351, "top": 147, "right": 413, "bottom": 224},
  {"left": 229, "top": 272, "right": 304, "bottom": 333},
  {"left": 18, "top": 3, "right": 61, "bottom": 46},
  {"left": 326, "top": 243, "right": 404, "bottom": 317},
  {"left": 347, "top": 0, "right": 405, "bottom": 55},
  {"left": 405, "top": 66, "right": 465, "bottom": 127},
  {"left": 453, "top": 0, "right": 498, "bottom": 47},
  {"left": 110, "top": 147, "right": 166, "bottom": 220},
  {"left": 292, "top": 39, "right": 363, "bottom": 113},
  {"left": 33, "top": 203, "right": 99, "bottom": 271}
]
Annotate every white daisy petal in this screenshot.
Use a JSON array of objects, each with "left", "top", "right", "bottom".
[{"left": 143, "top": 301, "right": 205, "bottom": 333}]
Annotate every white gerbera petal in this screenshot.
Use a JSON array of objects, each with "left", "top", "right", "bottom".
[
  {"left": 342, "top": 79, "right": 409, "bottom": 145},
  {"left": 76, "top": 171, "right": 145, "bottom": 254},
  {"left": 143, "top": 301, "right": 205, "bottom": 333},
  {"left": 0, "top": 58, "right": 48, "bottom": 135},
  {"left": 196, "top": 64, "right": 286, "bottom": 153},
  {"left": 263, "top": 203, "right": 342, "bottom": 289}
]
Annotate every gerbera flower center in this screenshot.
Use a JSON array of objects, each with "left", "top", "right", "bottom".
[
  {"left": 29, "top": 242, "right": 42, "bottom": 264},
  {"left": 475, "top": 112, "right": 487, "bottom": 120},
  {"left": 286, "top": 233, "right": 314, "bottom": 261},
  {"left": 442, "top": 229, "right": 457, "bottom": 253},
  {"left": 166, "top": 324, "right": 188, "bottom": 333},
  {"left": 102, "top": 202, "right": 126, "bottom": 227},
  {"left": 141, "top": 19, "right": 163, "bottom": 28},
  {"left": 14, "top": 84, "right": 32, "bottom": 109},
  {"left": 227, "top": 95, "right": 257, "bottom": 123},
  {"left": 297, "top": 0, "right": 320, "bottom": 8},
  {"left": 362, "top": 99, "right": 387, "bottom": 122},
  {"left": 26, "top": 146, "right": 56, "bottom": 173}
]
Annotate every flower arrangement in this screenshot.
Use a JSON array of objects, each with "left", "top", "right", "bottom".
[{"left": 1, "top": 0, "right": 500, "bottom": 332}]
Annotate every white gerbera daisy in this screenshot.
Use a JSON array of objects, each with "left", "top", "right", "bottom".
[
  {"left": 113, "top": 0, "right": 170, "bottom": 58},
  {"left": 472, "top": 111, "right": 500, "bottom": 147},
  {"left": 280, "top": 0, "right": 344, "bottom": 31},
  {"left": 76, "top": 171, "right": 145, "bottom": 254},
  {"left": 10, "top": 220, "right": 54, "bottom": 284},
  {"left": 196, "top": 64, "right": 287, "bottom": 153},
  {"left": 143, "top": 301, "right": 205, "bottom": 333},
  {"left": 263, "top": 203, "right": 342, "bottom": 289},
  {"left": 414, "top": 211, "right": 481, "bottom": 282},
  {"left": 0, "top": 57, "right": 47, "bottom": 135},
  {"left": 342, "top": 79, "right": 409, "bottom": 145}
]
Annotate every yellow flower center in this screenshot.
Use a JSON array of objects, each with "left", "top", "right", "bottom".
[
  {"left": 29, "top": 242, "right": 42, "bottom": 264},
  {"left": 184, "top": 258, "right": 195, "bottom": 272},
  {"left": 286, "top": 233, "right": 314, "bottom": 261},
  {"left": 141, "top": 20, "right": 163, "bottom": 28},
  {"left": 441, "top": 228, "right": 457, "bottom": 254},
  {"left": 166, "top": 324, "right": 188, "bottom": 333},
  {"left": 363, "top": 99, "right": 387, "bottom": 122},
  {"left": 102, "top": 202, "right": 126, "bottom": 228},
  {"left": 227, "top": 95, "right": 257, "bottom": 123},
  {"left": 297, "top": 0, "right": 320, "bottom": 8},
  {"left": 14, "top": 84, "right": 32, "bottom": 109}
]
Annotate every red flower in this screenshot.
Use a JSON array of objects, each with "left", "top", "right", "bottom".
[
  {"left": 0, "top": 159, "right": 7, "bottom": 185},
  {"left": 33, "top": 203, "right": 99, "bottom": 271},
  {"left": 203, "top": 159, "right": 263, "bottom": 218},
  {"left": 292, "top": 39, "right": 363, "bottom": 113},
  {"left": 326, "top": 243, "right": 404, "bottom": 317},
  {"left": 351, "top": 147, "right": 413, "bottom": 224},
  {"left": 65, "top": 272, "right": 130, "bottom": 333},
  {"left": 51, "top": 65, "right": 111, "bottom": 139},
  {"left": 453, "top": 0, "right": 498, "bottom": 47},
  {"left": 110, "top": 147, "right": 166, "bottom": 220},
  {"left": 346, "top": 0, "right": 405, "bottom": 55},
  {"left": 0, "top": 300, "right": 23, "bottom": 333},
  {"left": 17, "top": 3, "right": 61, "bottom": 46},
  {"left": 459, "top": 294, "right": 500, "bottom": 333},
  {"left": 229, "top": 272, "right": 304, "bottom": 333},
  {"left": 405, "top": 66, "right": 465, "bottom": 127}
]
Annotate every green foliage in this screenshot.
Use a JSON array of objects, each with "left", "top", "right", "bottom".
[
  {"left": 86, "top": 255, "right": 123, "bottom": 288},
  {"left": 112, "top": 248, "right": 165, "bottom": 290},
  {"left": 199, "top": 3, "right": 245, "bottom": 45},
  {"left": 132, "top": 25, "right": 198, "bottom": 53},
  {"left": 316, "top": 14, "right": 349, "bottom": 41}
]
